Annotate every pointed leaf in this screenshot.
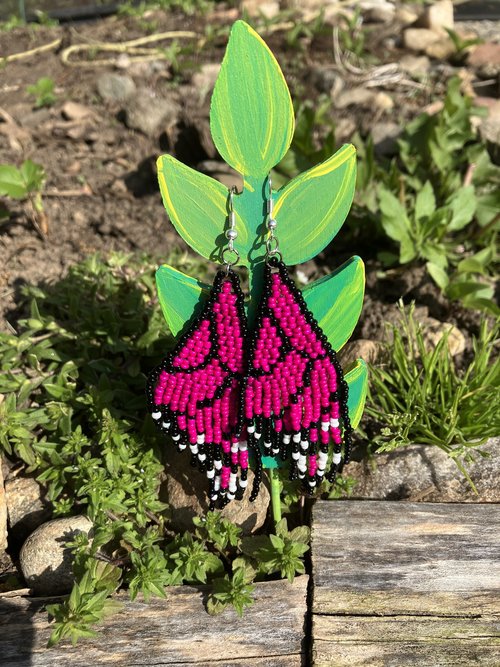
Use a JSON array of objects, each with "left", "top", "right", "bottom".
[
  {"left": 345, "top": 359, "right": 368, "bottom": 429},
  {"left": 157, "top": 155, "right": 251, "bottom": 263},
  {"left": 302, "top": 256, "right": 365, "bottom": 351},
  {"left": 274, "top": 144, "right": 356, "bottom": 263},
  {"left": 156, "top": 265, "right": 210, "bottom": 337},
  {"left": 210, "top": 20, "right": 294, "bottom": 177}
]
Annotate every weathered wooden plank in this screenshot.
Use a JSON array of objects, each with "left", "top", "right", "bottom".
[
  {"left": 313, "top": 613, "right": 500, "bottom": 665},
  {"left": 311, "top": 501, "right": 500, "bottom": 616},
  {"left": 0, "top": 577, "right": 308, "bottom": 666}
]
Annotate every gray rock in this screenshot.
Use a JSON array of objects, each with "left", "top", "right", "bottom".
[
  {"left": 0, "top": 461, "right": 7, "bottom": 552},
  {"left": 20, "top": 516, "right": 93, "bottom": 595},
  {"left": 399, "top": 54, "right": 431, "bottom": 77},
  {"left": 334, "top": 87, "right": 375, "bottom": 109},
  {"left": 124, "top": 89, "right": 180, "bottom": 137},
  {"left": 419, "top": 0, "right": 453, "bottom": 32},
  {"left": 5, "top": 475, "right": 52, "bottom": 543},
  {"left": 371, "top": 121, "right": 401, "bottom": 156},
  {"left": 360, "top": 0, "right": 395, "bottom": 24},
  {"left": 348, "top": 437, "right": 500, "bottom": 503},
  {"left": 160, "top": 452, "right": 269, "bottom": 535},
  {"left": 97, "top": 73, "right": 136, "bottom": 103},
  {"left": 404, "top": 28, "right": 442, "bottom": 52}
]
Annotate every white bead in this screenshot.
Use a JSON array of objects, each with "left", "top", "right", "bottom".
[
  {"left": 152, "top": 411, "right": 161, "bottom": 420},
  {"left": 254, "top": 432, "right": 261, "bottom": 440},
  {"left": 214, "top": 477, "right": 221, "bottom": 491},
  {"left": 231, "top": 443, "right": 238, "bottom": 453},
  {"left": 190, "top": 444, "right": 199, "bottom": 454},
  {"left": 333, "top": 452, "right": 342, "bottom": 465},
  {"left": 247, "top": 425, "right": 255, "bottom": 434},
  {"left": 229, "top": 484, "right": 237, "bottom": 493},
  {"left": 227, "top": 492, "right": 235, "bottom": 500},
  {"left": 162, "top": 422, "right": 171, "bottom": 429},
  {"left": 198, "top": 453, "right": 206, "bottom": 462},
  {"left": 197, "top": 434, "right": 205, "bottom": 445},
  {"left": 207, "top": 469, "right": 215, "bottom": 479},
  {"left": 240, "top": 479, "right": 248, "bottom": 488},
  {"left": 300, "top": 441, "right": 309, "bottom": 451},
  {"left": 292, "top": 451, "right": 300, "bottom": 460},
  {"left": 309, "top": 480, "right": 316, "bottom": 487},
  {"left": 321, "top": 421, "right": 329, "bottom": 432},
  {"left": 283, "top": 434, "right": 291, "bottom": 444},
  {"left": 264, "top": 441, "right": 272, "bottom": 449},
  {"left": 230, "top": 473, "right": 237, "bottom": 483},
  {"left": 179, "top": 443, "right": 186, "bottom": 451},
  {"left": 272, "top": 447, "right": 280, "bottom": 454},
  {"left": 298, "top": 472, "right": 305, "bottom": 479},
  {"left": 319, "top": 452, "right": 328, "bottom": 463},
  {"left": 317, "top": 469, "right": 325, "bottom": 477},
  {"left": 298, "top": 463, "right": 307, "bottom": 473},
  {"left": 330, "top": 418, "right": 340, "bottom": 428},
  {"left": 172, "top": 435, "right": 180, "bottom": 441},
  {"left": 211, "top": 494, "right": 218, "bottom": 501},
  {"left": 293, "top": 433, "right": 301, "bottom": 443},
  {"left": 215, "top": 460, "right": 222, "bottom": 470}
]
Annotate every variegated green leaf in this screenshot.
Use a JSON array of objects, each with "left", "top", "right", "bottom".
[
  {"left": 156, "top": 265, "right": 209, "bottom": 337},
  {"left": 303, "top": 256, "right": 365, "bottom": 351},
  {"left": 210, "top": 20, "right": 294, "bottom": 177},
  {"left": 274, "top": 144, "right": 357, "bottom": 263},
  {"left": 345, "top": 359, "right": 368, "bottom": 429}
]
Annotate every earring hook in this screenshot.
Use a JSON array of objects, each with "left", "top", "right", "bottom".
[{"left": 223, "top": 185, "right": 240, "bottom": 271}]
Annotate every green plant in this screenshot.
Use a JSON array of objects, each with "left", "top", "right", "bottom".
[
  {"left": 0, "top": 252, "right": 313, "bottom": 644},
  {"left": 0, "top": 159, "right": 47, "bottom": 237},
  {"left": 366, "top": 304, "right": 500, "bottom": 485},
  {"left": 445, "top": 28, "right": 483, "bottom": 64},
  {"left": 26, "top": 76, "right": 57, "bottom": 108}
]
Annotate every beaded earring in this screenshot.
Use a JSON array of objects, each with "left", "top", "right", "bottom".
[
  {"left": 244, "top": 178, "right": 352, "bottom": 500},
  {"left": 147, "top": 187, "right": 248, "bottom": 509}
]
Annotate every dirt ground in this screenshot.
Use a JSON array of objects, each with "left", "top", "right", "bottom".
[{"left": 0, "top": 8, "right": 494, "bottom": 346}]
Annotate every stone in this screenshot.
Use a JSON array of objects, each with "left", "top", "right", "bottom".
[
  {"left": 418, "top": 316, "right": 466, "bottom": 356},
  {"left": 419, "top": 0, "right": 454, "bottom": 32},
  {"left": 468, "top": 42, "right": 500, "bottom": 77},
  {"left": 339, "top": 339, "right": 382, "bottom": 368},
  {"left": 61, "top": 101, "right": 94, "bottom": 121},
  {"left": 371, "top": 121, "right": 401, "bottom": 156},
  {"left": 360, "top": 0, "right": 395, "bottom": 24},
  {"left": 0, "top": 462, "right": 7, "bottom": 553},
  {"left": 19, "top": 107, "right": 52, "bottom": 128},
  {"left": 395, "top": 5, "right": 418, "bottom": 25},
  {"left": 348, "top": 437, "right": 500, "bottom": 503},
  {"left": 425, "top": 37, "right": 455, "bottom": 60},
  {"left": 335, "top": 117, "right": 356, "bottom": 142},
  {"left": 240, "top": 0, "right": 280, "bottom": 19},
  {"left": 403, "top": 28, "right": 442, "bottom": 53},
  {"left": 96, "top": 73, "right": 136, "bottom": 103},
  {"left": 374, "top": 91, "right": 394, "bottom": 112},
  {"left": 124, "top": 89, "right": 180, "bottom": 137},
  {"left": 5, "top": 475, "right": 51, "bottom": 544},
  {"left": 160, "top": 452, "right": 269, "bottom": 535},
  {"left": 19, "top": 516, "right": 93, "bottom": 595},
  {"left": 334, "top": 87, "right": 375, "bottom": 109},
  {"left": 399, "top": 54, "right": 431, "bottom": 77},
  {"left": 191, "top": 63, "right": 220, "bottom": 104}
]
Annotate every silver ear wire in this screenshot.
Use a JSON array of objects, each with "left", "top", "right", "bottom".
[
  {"left": 266, "top": 175, "right": 280, "bottom": 261},
  {"left": 222, "top": 185, "right": 240, "bottom": 270}
]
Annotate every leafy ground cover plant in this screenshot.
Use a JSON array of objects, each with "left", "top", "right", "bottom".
[
  {"left": 26, "top": 76, "right": 57, "bottom": 108},
  {"left": 0, "top": 253, "right": 312, "bottom": 645},
  {"left": 366, "top": 303, "right": 499, "bottom": 485},
  {"left": 0, "top": 159, "right": 47, "bottom": 237}
]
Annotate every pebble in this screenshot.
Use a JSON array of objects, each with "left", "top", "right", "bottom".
[
  {"left": 399, "top": 54, "right": 431, "bottom": 77},
  {"left": 160, "top": 452, "right": 269, "bottom": 535},
  {"left": 419, "top": 0, "right": 454, "bottom": 32},
  {"left": 5, "top": 475, "right": 51, "bottom": 544},
  {"left": 334, "top": 87, "right": 375, "bottom": 109},
  {"left": 360, "top": 0, "right": 395, "bottom": 24},
  {"left": 124, "top": 89, "right": 180, "bottom": 137},
  {"left": 468, "top": 43, "right": 500, "bottom": 77},
  {"left": 339, "top": 339, "right": 382, "bottom": 368},
  {"left": 61, "top": 101, "right": 95, "bottom": 121},
  {"left": 97, "top": 73, "right": 136, "bottom": 103},
  {"left": 403, "top": 28, "right": 442, "bottom": 53},
  {"left": 20, "top": 516, "right": 93, "bottom": 595},
  {"left": 240, "top": 0, "right": 279, "bottom": 19}
]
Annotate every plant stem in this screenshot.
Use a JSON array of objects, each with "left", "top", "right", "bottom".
[{"left": 269, "top": 468, "right": 282, "bottom": 526}]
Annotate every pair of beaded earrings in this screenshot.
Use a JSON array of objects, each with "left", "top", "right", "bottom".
[{"left": 147, "top": 180, "right": 352, "bottom": 509}]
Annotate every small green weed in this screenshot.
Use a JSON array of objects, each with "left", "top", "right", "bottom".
[
  {"left": 0, "top": 159, "right": 47, "bottom": 237},
  {"left": 26, "top": 76, "right": 57, "bottom": 108},
  {"left": 366, "top": 304, "right": 499, "bottom": 483},
  {"left": 0, "top": 253, "right": 310, "bottom": 645}
]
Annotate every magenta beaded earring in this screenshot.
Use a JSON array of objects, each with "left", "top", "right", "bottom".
[
  {"left": 243, "top": 177, "right": 352, "bottom": 500},
  {"left": 147, "top": 187, "right": 248, "bottom": 509}
]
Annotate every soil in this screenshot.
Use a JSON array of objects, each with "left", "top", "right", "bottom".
[{"left": 0, "top": 8, "right": 495, "bottom": 343}]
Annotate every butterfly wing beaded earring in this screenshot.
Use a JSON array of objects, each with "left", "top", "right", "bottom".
[
  {"left": 147, "top": 187, "right": 248, "bottom": 509},
  {"left": 244, "top": 178, "right": 353, "bottom": 500}
]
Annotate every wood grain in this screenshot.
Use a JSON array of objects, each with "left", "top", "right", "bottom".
[
  {"left": 310, "top": 500, "right": 500, "bottom": 666},
  {"left": 0, "top": 576, "right": 308, "bottom": 666}
]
